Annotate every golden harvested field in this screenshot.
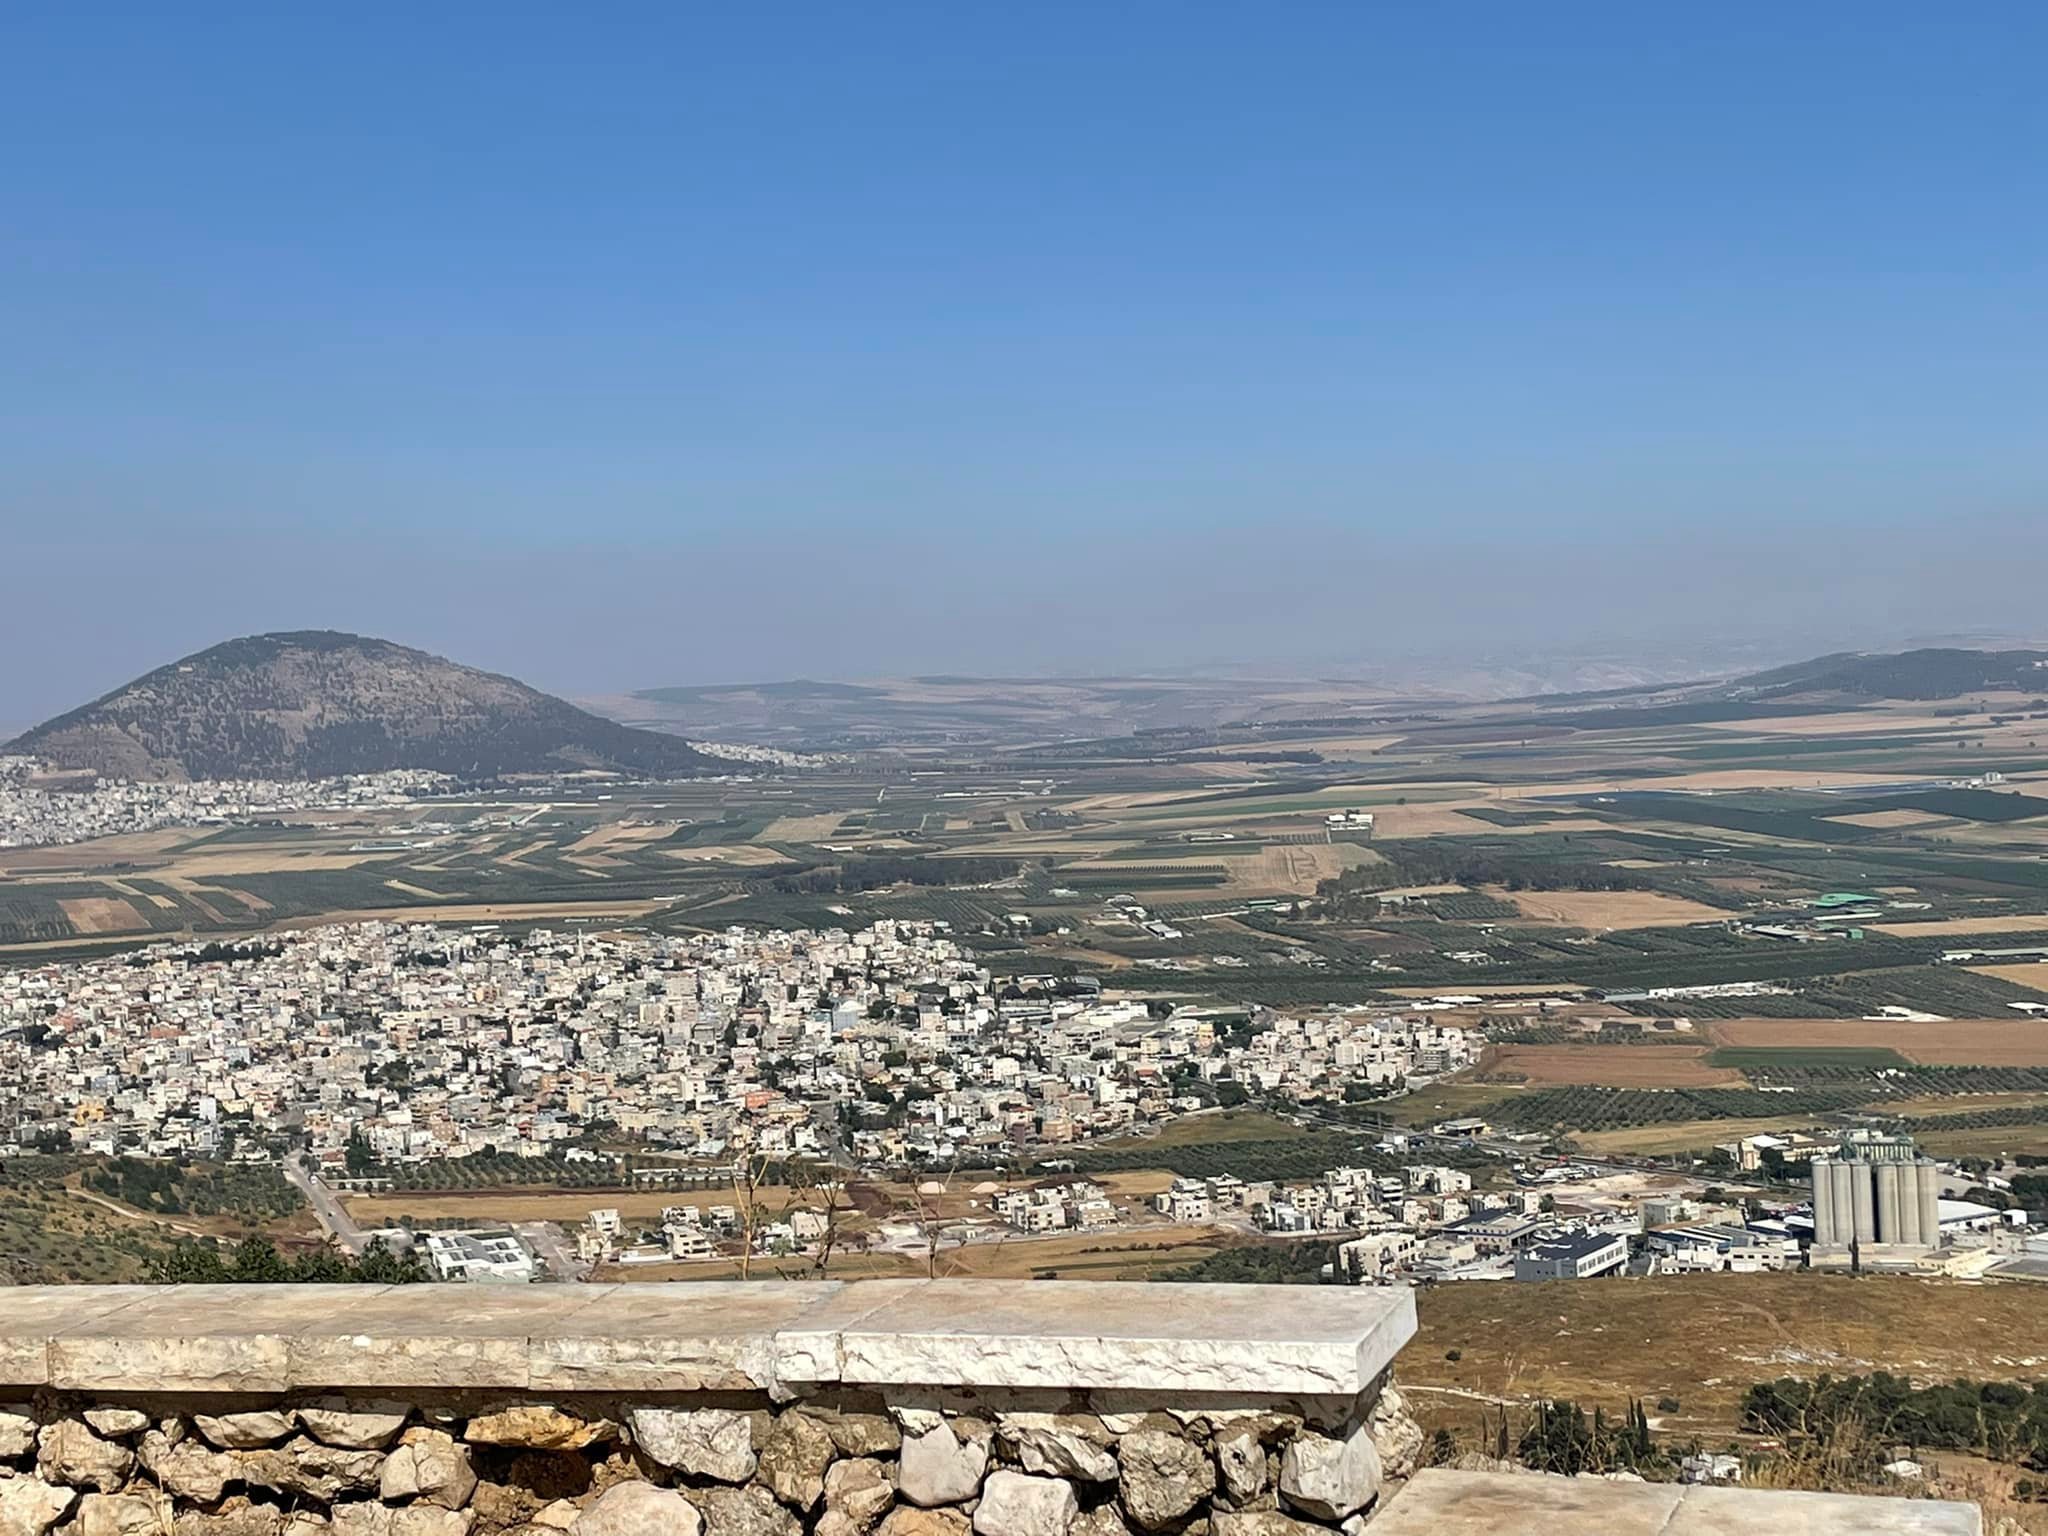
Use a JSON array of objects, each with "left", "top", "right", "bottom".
[
  {"left": 660, "top": 845, "right": 791, "bottom": 866},
  {"left": 0, "top": 829, "right": 194, "bottom": 875},
  {"left": 1495, "top": 888, "right": 1732, "bottom": 928},
  {"left": 1871, "top": 914, "right": 2048, "bottom": 936},
  {"left": 156, "top": 849, "right": 377, "bottom": 876},
  {"left": 271, "top": 900, "right": 669, "bottom": 928},
  {"left": 56, "top": 897, "right": 146, "bottom": 934},
  {"left": 1708, "top": 1017, "right": 2048, "bottom": 1066},
  {"left": 1827, "top": 808, "right": 1954, "bottom": 829},
  {"left": 565, "top": 824, "right": 673, "bottom": 854},
  {"left": 1229, "top": 842, "right": 1380, "bottom": 894},
  {"left": 761, "top": 813, "right": 848, "bottom": 841},
  {"left": 1405, "top": 1273, "right": 2048, "bottom": 1443},
  {"left": 1970, "top": 963, "right": 2048, "bottom": 994},
  {"left": 1366, "top": 806, "right": 1608, "bottom": 838},
  {"left": 1481, "top": 1043, "right": 1740, "bottom": 1088}
]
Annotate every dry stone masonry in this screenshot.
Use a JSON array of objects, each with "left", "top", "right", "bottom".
[{"left": 0, "top": 1282, "right": 1982, "bottom": 1536}]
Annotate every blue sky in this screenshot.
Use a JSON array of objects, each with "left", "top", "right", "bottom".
[{"left": 4, "top": 4, "right": 2046, "bottom": 718}]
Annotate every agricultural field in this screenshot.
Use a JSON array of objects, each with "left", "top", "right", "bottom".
[
  {"left": 1494, "top": 889, "right": 1734, "bottom": 928},
  {"left": 1706, "top": 1017, "right": 2048, "bottom": 1068},
  {"left": 1479, "top": 1043, "right": 1742, "bottom": 1088},
  {"left": 15, "top": 668, "right": 2048, "bottom": 1151}
]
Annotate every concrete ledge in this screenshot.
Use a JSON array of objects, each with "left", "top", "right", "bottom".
[
  {"left": 1369, "top": 1470, "right": 1983, "bottom": 1535},
  {"left": 0, "top": 1280, "right": 1417, "bottom": 1400}
]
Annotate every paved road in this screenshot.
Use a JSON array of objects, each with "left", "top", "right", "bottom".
[{"left": 285, "top": 1161, "right": 370, "bottom": 1255}]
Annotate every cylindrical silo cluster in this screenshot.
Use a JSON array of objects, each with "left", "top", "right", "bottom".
[
  {"left": 1809, "top": 1144, "right": 1942, "bottom": 1255},
  {"left": 1849, "top": 1163, "right": 1876, "bottom": 1244},
  {"left": 1876, "top": 1162, "right": 1903, "bottom": 1244}
]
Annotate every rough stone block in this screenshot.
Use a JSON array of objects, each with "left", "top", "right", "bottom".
[
  {"left": 570, "top": 1483, "right": 702, "bottom": 1536},
  {"left": 896, "top": 1421, "right": 987, "bottom": 1509},
  {"left": 1277, "top": 1424, "right": 1380, "bottom": 1523},
  {"left": 0, "top": 1474, "right": 78, "bottom": 1536},
  {"left": 1119, "top": 1427, "right": 1216, "bottom": 1530},
  {"left": 625, "top": 1408, "right": 755, "bottom": 1482},
  {"left": 296, "top": 1400, "right": 412, "bottom": 1451},
  {"left": 970, "top": 1471, "right": 1077, "bottom": 1536}
]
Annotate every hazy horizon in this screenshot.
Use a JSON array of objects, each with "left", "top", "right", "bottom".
[{"left": 6, "top": 6, "right": 2047, "bottom": 723}]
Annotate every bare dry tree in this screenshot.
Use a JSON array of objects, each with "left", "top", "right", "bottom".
[
  {"left": 809, "top": 1165, "right": 849, "bottom": 1278},
  {"left": 902, "top": 1155, "right": 965, "bottom": 1279},
  {"left": 730, "top": 1148, "right": 771, "bottom": 1280},
  {"left": 775, "top": 1157, "right": 852, "bottom": 1280}
]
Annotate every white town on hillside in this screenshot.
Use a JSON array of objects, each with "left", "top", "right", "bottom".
[{"left": 3, "top": 913, "right": 2042, "bottom": 1285}]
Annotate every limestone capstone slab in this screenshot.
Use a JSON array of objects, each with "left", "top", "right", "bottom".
[
  {"left": 530, "top": 1281, "right": 872, "bottom": 1393},
  {"left": 289, "top": 1286, "right": 603, "bottom": 1390},
  {"left": 832, "top": 1281, "right": 1417, "bottom": 1396},
  {"left": 0, "top": 1288, "right": 160, "bottom": 1387},
  {"left": 0, "top": 1281, "right": 1418, "bottom": 1403},
  {"left": 50, "top": 1286, "right": 384, "bottom": 1393}
]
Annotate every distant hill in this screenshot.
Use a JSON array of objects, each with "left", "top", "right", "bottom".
[
  {"left": 7, "top": 632, "right": 719, "bottom": 782},
  {"left": 1728, "top": 648, "right": 2048, "bottom": 701}
]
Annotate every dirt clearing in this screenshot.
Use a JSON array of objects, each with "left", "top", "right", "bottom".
[
  {"left": 1229, "top": 842, "right": 1381, "bottom": 894},
  {"left": 1495, "top": 889, "right": 1732, "bottom": 928},
  {"left": 1482, "top": 1043, "right": 1741, "bottom": 1088}
]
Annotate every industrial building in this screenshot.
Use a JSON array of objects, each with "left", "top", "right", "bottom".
[
  {"left": 1808, "top": 1131, "right": 1942, "bottom": 1268},
  {"left": 1513, "top": 1230, "right": 1629, "bottom": 1282}
]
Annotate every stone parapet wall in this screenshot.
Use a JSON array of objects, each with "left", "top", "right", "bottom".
[
  {"left": 0, "top": 1282, "right": 1986, "bottom": 1536},
  {"left": 0, "top": 1281, "right": 1418, "bottom": 1536}
]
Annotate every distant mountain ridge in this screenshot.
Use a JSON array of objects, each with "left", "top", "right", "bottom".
[
  {"left": 1726, "top": 647, "right": 2048, "bottom": 701},
  {"left": 7, "top": 631, "right": 717, "bottom": 782}
]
